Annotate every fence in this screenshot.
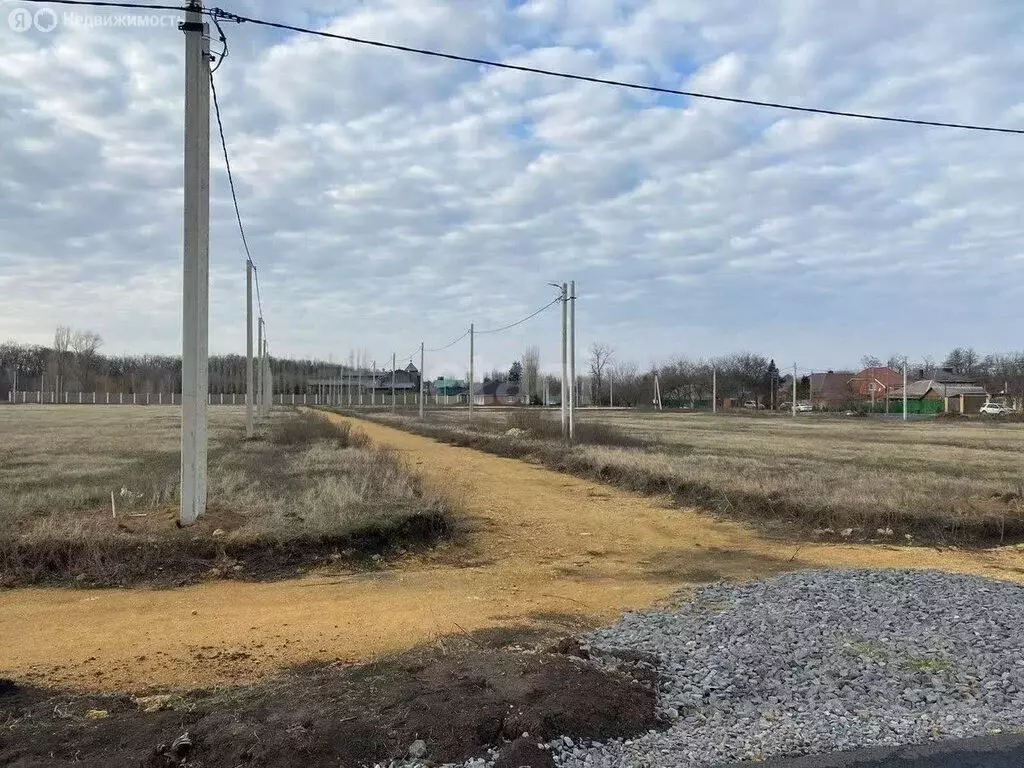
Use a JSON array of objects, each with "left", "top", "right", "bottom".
[
  {"left": 4, "top": 392, "right": 323, "bottom": 406},
  {"left": 660, "top": 398, "right": 714, "bottom": 410},
  {"left": 3, "top": 391, "right": 437, "bottom": 408},
  {"left": 863, "top": 399, "right": 944, "bottom": 415}
]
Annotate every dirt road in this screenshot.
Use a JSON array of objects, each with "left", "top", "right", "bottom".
[{"left": 4, "top": 413, "right": 1024, "bottom": 692}]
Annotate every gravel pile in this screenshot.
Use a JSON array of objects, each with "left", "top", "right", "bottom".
[{"left": 550, "top": 569, "right": 1024, "bottom": 767}]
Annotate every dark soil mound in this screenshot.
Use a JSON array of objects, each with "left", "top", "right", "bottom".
[{"left": 0, "top": 642, "right": 658, "bottom": 767}]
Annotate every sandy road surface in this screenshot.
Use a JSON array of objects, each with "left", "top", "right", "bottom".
[{"left": 4, "top": 412, "right": 1024, "bottom": 692}]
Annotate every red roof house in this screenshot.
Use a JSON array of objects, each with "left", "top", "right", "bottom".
[{"left": 848, "top": 367, "right": 902, "bottom": 398}]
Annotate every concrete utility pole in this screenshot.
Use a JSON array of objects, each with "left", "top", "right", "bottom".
[
  {"left": 712, "top": 367, "right": 717, "bottom": 413},
  {"left": 569, "top": 280, "right": 576, "bottom": 442},
  {"left": 391, "top": 352, "right": 396, "bottom": 414},
  {"left": 245, "top": 260, "right": 254, "bottom": 437},
  {"left": 349, "top": 353, "right": 355, "bottom": 407},
  {"left": 560, "top": 283, "right": 568, "bottom": 439},
  {"left": 261, "top": 338, "right": 267, "bottom": 413},
  {"left": 468, "top": 323, "right": 475, "bottom": 419},
  {"left": 792, "top": 363, "right": 797, "bottom": 418},
  {"left": 256, "top": 318, "right": 264, "bottom": 416},
  {"left": 179, "top": 1, "right": 210, "bottom": 526},
  {"left": 264, "top": 339, "right": 272, "bottom": 412},
  {"left": 419, "top": 342, "right": 425, "bottom": 420},
  {"left": 609, "top": 367, "right": 614, "bottom": 408},
  {"left": 903, "top": 362, "right": 908, "bottom": 422},
  {"left": 358, "top": 354, "right": 364, "bottom": 407},
  {"left": 266, "top": 342, "right": 274, "bottom": 415},
  {"left": 808, "top": 370, "right": 813, "bottom": 411},
  {"left": 372, "top": 360, "right": 376, "bottom": 406}
]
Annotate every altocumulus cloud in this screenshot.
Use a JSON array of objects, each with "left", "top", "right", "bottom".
[{"left": 1, "top": 0, "right": 1023, "bottom": 376}]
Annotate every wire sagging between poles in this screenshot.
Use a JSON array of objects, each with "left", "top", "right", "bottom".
[
  {"left": 204, "top": 6, "right": 1024, "bottom": 136},
  {"left": 475, "top": 297, "right": 561, "bottom": 335},
  {"left": 426, "top": 329, "right": 470, "bottom": 353},
  {"left": 209, "top": 59, "right": 265, "bottom": 319},
  {"left": 15, "top": 0, "right": 1024, "bottom": 135}
]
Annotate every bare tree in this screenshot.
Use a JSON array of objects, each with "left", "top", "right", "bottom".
[
  {"left": 943, "top": 347, "right": 980, "bottom": 376},
  {"left": 588, "top": 343, "right": 614, "bottom": 405},
  {"left": 71, "top": 330, "right": 103, "bottom": 391},
  {"left": 860, "top": 355, "right": 882, "bottom": 369},
  {"left": 522, "top": 346, "right": 540, "bottom": 405},
  {"left": 612, "top": 361, "right": 641, "bottom": 406},
  {"left": 0, "top": 341, "right": 24, "bottom": 400},
  {"left": 542, "top": 373, "right": 560, "bottom": 404},
  {"left": 51, "top": 325, "right": 74, "bottom": 398},
  {"left": 886, "top": 354, "right": 908, "bottom": 372}
]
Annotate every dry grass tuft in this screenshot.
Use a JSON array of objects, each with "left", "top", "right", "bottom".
[
  {"left": 268, "top": 411, "right": 371, "bottom": 449},
  {"left": 502, "top": 409, "right": 649, "bottom": 448}
]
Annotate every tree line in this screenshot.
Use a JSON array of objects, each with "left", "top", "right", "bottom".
[
  {"left": 509, "top": 345, "right": 1024, "bottom": 408},
  {"left": 6, "top": 329, "right": 1024, "bottom": 409},
  {"left": 0, "top": 327, "right": 355, "bottom": 400}
]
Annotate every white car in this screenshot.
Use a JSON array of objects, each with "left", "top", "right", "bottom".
[
  {"left": 794, "top": 403, "right": 813, "bottom": 413},
  {"left": 980, "top": 402, "right": 1012, "bottom": 415}
]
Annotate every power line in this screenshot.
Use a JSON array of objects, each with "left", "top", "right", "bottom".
[
  {"left": 20, "top": 0, "right": 189, "bottom": 10},
  {"left": 395, "top": 346, "right": 419, "bottom": 365},
  {"left": 204, "top": 7, "right": 1024, "bottom": 136},
  {"left": 209, "top": 74, "right": 251, "bottom": 265},
  {"left": 209, "top": 12, "right": 229, "bottom": 73},
  {"left": 16, "top": 0, "right": 1024, "bottom": 135},
  {"left": 210, "top": 67, "right": 264, "bottom": 318},
  {"left": 16, "top": 0, "right": 264, "bottom": 313},
  {"left": 426, "top": 329, "right": 470, "bottom": 353},
  {"left": 476, "top": 297, "right": 561, "bottom": 335},
  {"left": 252, "top": 265, "right": 264, "bottom": 320}
]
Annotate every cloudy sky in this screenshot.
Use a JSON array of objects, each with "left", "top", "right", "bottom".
[{"left": 2, "top": 0, "right": 1022, "bottom": 378}]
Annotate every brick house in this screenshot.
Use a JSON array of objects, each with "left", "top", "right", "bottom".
[
  {"left": 809, "top": 371, "right": 856, "bottom": 409},
  {"left": 849, "top": 367, "right": 903, "bottom": 398},
  {"left": 473, "top": 379, "right": 520, "bottom": 406}
]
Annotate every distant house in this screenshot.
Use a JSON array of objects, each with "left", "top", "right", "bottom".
[
  {"left": 434, "top": 377, "right": 468, "bottom": 403},
  {"left": 914, "top": 368, "right": 983, "bottom": 385},
  {"left": 376, "top": 363, "right": 420, "bottom": 391},
  {"left": 809, "top": 371, "right": 856, "bottom": 409},
  {"left": 305, "top": 363, "right": 421, "bottom": 400},
  {"left": 849, "top": 367, "right": 902, "bottom": 398},
  {"left": 886, "top": 379, "right": 989, "bottom": 414},
  {"left": 474, "top": 379, "right": 520, "bottom": 406},
  {"left": 305, "top": 366, "right": 374, "bottom": 402},
  {"left": 434, "top": 377, "right": 466, "bottom": 395}
]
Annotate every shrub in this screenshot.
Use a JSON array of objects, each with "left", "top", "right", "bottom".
[
  {"left": 503, "top": 410, "right": 649, "bottom": 448},
  {"left": 270, "top": 411, "right": 370, "bottom": 448},
  {"left": 505, "top": 410, "right": 558, "bottom": 438}
]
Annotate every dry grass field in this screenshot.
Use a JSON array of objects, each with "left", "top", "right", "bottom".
[
  {"left": 0, "top": 406, "right": 453, "bottom": 586},
  {"left": 362, "top": 407, "right": 1024, "bottom": 544}
]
